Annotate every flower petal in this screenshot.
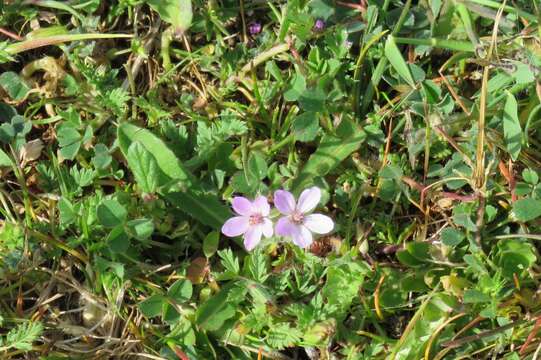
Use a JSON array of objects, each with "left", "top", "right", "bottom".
[
  {"left": 297, "top": 186, "right": 321, "bottom": 213},
  {"left": 253, "top": 195, "right": 270, "bottom": 216},
  {"left": 292, "top": 225, "right": 313, "bottom": 248},
  {"left": 221, "top": 216, "right": 249, "bottom": 237},
  {"left": 274, "top": 190, "right": 296, "bottom": 215},
  {"left": 275, "top": 217, "right": 296, "bottom": 237},
  {"left": 232, "top": 196, "right": 253, "bottom": 216},
  {"left": 244, "top": 226, "right": 262, "bottom": 251},
  {"left": 261, "top": 218, "right": 273, "bottom": 238},
  {"left": 304, "top": 213, "right": 334, "bottom": 234}
]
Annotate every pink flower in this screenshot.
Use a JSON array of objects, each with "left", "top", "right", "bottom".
[
  {"left": 221, "top": 196, "right": 273, "bottom": 251},
  {"left": 274, "top": 187, "right": 334, "bottom": 248}
]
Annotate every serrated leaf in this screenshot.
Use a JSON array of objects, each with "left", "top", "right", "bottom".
[
  {"left": 6, "top": 322, "right": 42, "bottom": 351},
  {"left": 503, "top": 91, "right": 522, "bottom": 161},
  {"left": 385, "top": 36, "right": 415, "bottom": 87},
  {"left": 127, "top": 142, "right": 159, "bottom": 193}
]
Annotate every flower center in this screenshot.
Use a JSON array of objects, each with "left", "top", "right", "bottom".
[
  {"left": 249, "top": 213, "right": 263, "bottom": 225},
  {"left": 291, "top": 211, "right": 304, "bottom": 224}
]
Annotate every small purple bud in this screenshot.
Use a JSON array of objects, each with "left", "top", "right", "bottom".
[
  {"left": 313, "top": 18, "right": 326, "bottom": 32},
  {"left": 248, "top": 22, "right": 262, "bottom": 35}
]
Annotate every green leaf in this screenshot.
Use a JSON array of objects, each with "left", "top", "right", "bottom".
[
  {"left": 147, "top": 0, "right": 192, "bottom": 32},
  {"left": 0, "top": 72, "right": 30, "bottom": 101},
  {"left": 58, "top": 197, "right": 76, "bottom": 226},
  {"left": 0, "top": 148, "right": 13, "bottom": 167},
  {"left": 440, "top": 228, "right": 465, "bottom": 246},
  {"left": 92, "top": 143, "right": 112, "bottom": 170},
  {"left": 463, "top": 289, "right": 490, "bottom": 303},
  {"left": 203, "top": 231, "right": 219, "bottom": 258},
  {"left": 118, "top": 122, "right": 230, "bottom": 229},
  {"left": 522, "top": 169, "right": 539, "bottom": 185},
  {"left": 503, "top": 91, "right": 522, "bottom": 161},
  {"left": 118, "top": 122, "right": 192, "bottom": 185},
  {"left": 139, "top": 294, "right": 166, "bottom": 318},
  {"left": 56, "top": 124, "right": 81, "bottom": 160},
  {"left": 126, "top": 218, "right": 154, "bottom": 240},
  {"left": 5, "top": 322, "right": 43, "bottom": 351},
  {"left": 385, "top": 36, "right": 415, "bottom": 87},
  {"left": 168, "top": 279, "right": 193, "bottom": 303},
  {"left": 284, "top": 73, "right": 306, "bottom": 101},
  {"left": 127, "top": 142, "right": 160, "bottom": 193},
  {"left": 106, "top": 225, "right": 130, "bottom": 253},
  {"left": 292, "top": 118, "right": 366, "bottom": 192},
  {"left": 164, "top": 190, "right": 231, "bottom": 229},
  {"left": 196, "top": 286, "right": 237, "bottom": 331},
  {"left": 299, "top": 87, "right": 326, "bottom": 112},
  {"left": 96, "top": 199, "right": 127, "bottom": 228},
  {"left": 292, "top": 112, "right": 319, "bottom": 142},
  {"left": 247, "top": 152, "right": 268, "bottom": 181},
  {"left": 512, "top": 198, "right": 541, "bottom": 222}
]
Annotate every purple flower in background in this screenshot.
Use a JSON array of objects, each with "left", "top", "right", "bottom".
[
  {"left": 274, "top": 187, "right": 334, "bottom": 248},
  {"left": 248, "top": 22, "right": 262, "bottom": 35},
  {"left": 313, "top": 18, "right": 326, "bottom": 32},
  {"left": 222, "top": 196, "right": 273, "bottom": 251}
]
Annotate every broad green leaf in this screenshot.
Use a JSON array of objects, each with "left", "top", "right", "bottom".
[
  {"left": 247, "top": 152, "right": 268, "bottom": 181},
  {"left": 96, "top": 199, "right": 127, "bottom": 228},
  {"left": 118, "top": 123, "right": 230, "bottom": 229},
  {"left": 292, "top": 118, "right": 366, "bottom": 192},
  {"left": 503, "top": 91, "right": 522, "bottom": 161},
  {"left": 0, "top": 148, "right": 13, "bottom": 167},
  {"left": 118, "top": 122, "right": 192, "bottom": 184},
  {"left": 126, "top": 218, "right": 154, "bottom": 240},
  {"left": 0, "top": 72, "right": 30, "bottom": 101},
  {"left": 196, "top": 286, "right": 237, "bottom": 331},
  {"left": 139, "top": 294, "right": 166, "bottom": 318},
  {"left": 203, "top": 231, "right": 219, "bottom": 258},
  {"left": 147, "top": 0, "right": 192, "bottom": 32},
  {"left": 299, "top": 87, "right": 326, "bottom": 112},
  {"left": 56, "top": 124, "right": 81, "bottom": 160},
  {"left": 440, "top": 228, "right": 465, "bottom": 246},
  {"left": 164, "top": 191, "right": 231, "bottom": 229},
  {"left": 92, "top": 143, "right": 112, "bottom": 170},
  {"left": 292, "top": 112, "right": 319, "bottom": 142},
  {"left": 127, "top": 142, "right": 160, "bottom": 193},
  {"left": 107, "top": 225, "right": 130, "bottom": 253},
  {"left": 384, "top": 36, "right": 415, "bottom": 87},
  {"left": 512, "top": 198, "right": 541, "bottom": 222},
  {"left": 58, "top": 197, "right": 76, "bottom": 226},
  {"left": 284, "top": 73, "right": 306, "bottom": 101},
  {"left": 168, "top": 279, "right": 192, "bottom": 303},
  {"left": 463, "top": 289, "right": 490, "bottom": 303}
]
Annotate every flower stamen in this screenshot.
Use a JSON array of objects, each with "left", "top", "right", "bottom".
[
  {"left": 291, "top": 211, "right": 304, "bottom": 224},
  {"left": 249, "top": 213, "right": 263, "bottom": 225}
]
